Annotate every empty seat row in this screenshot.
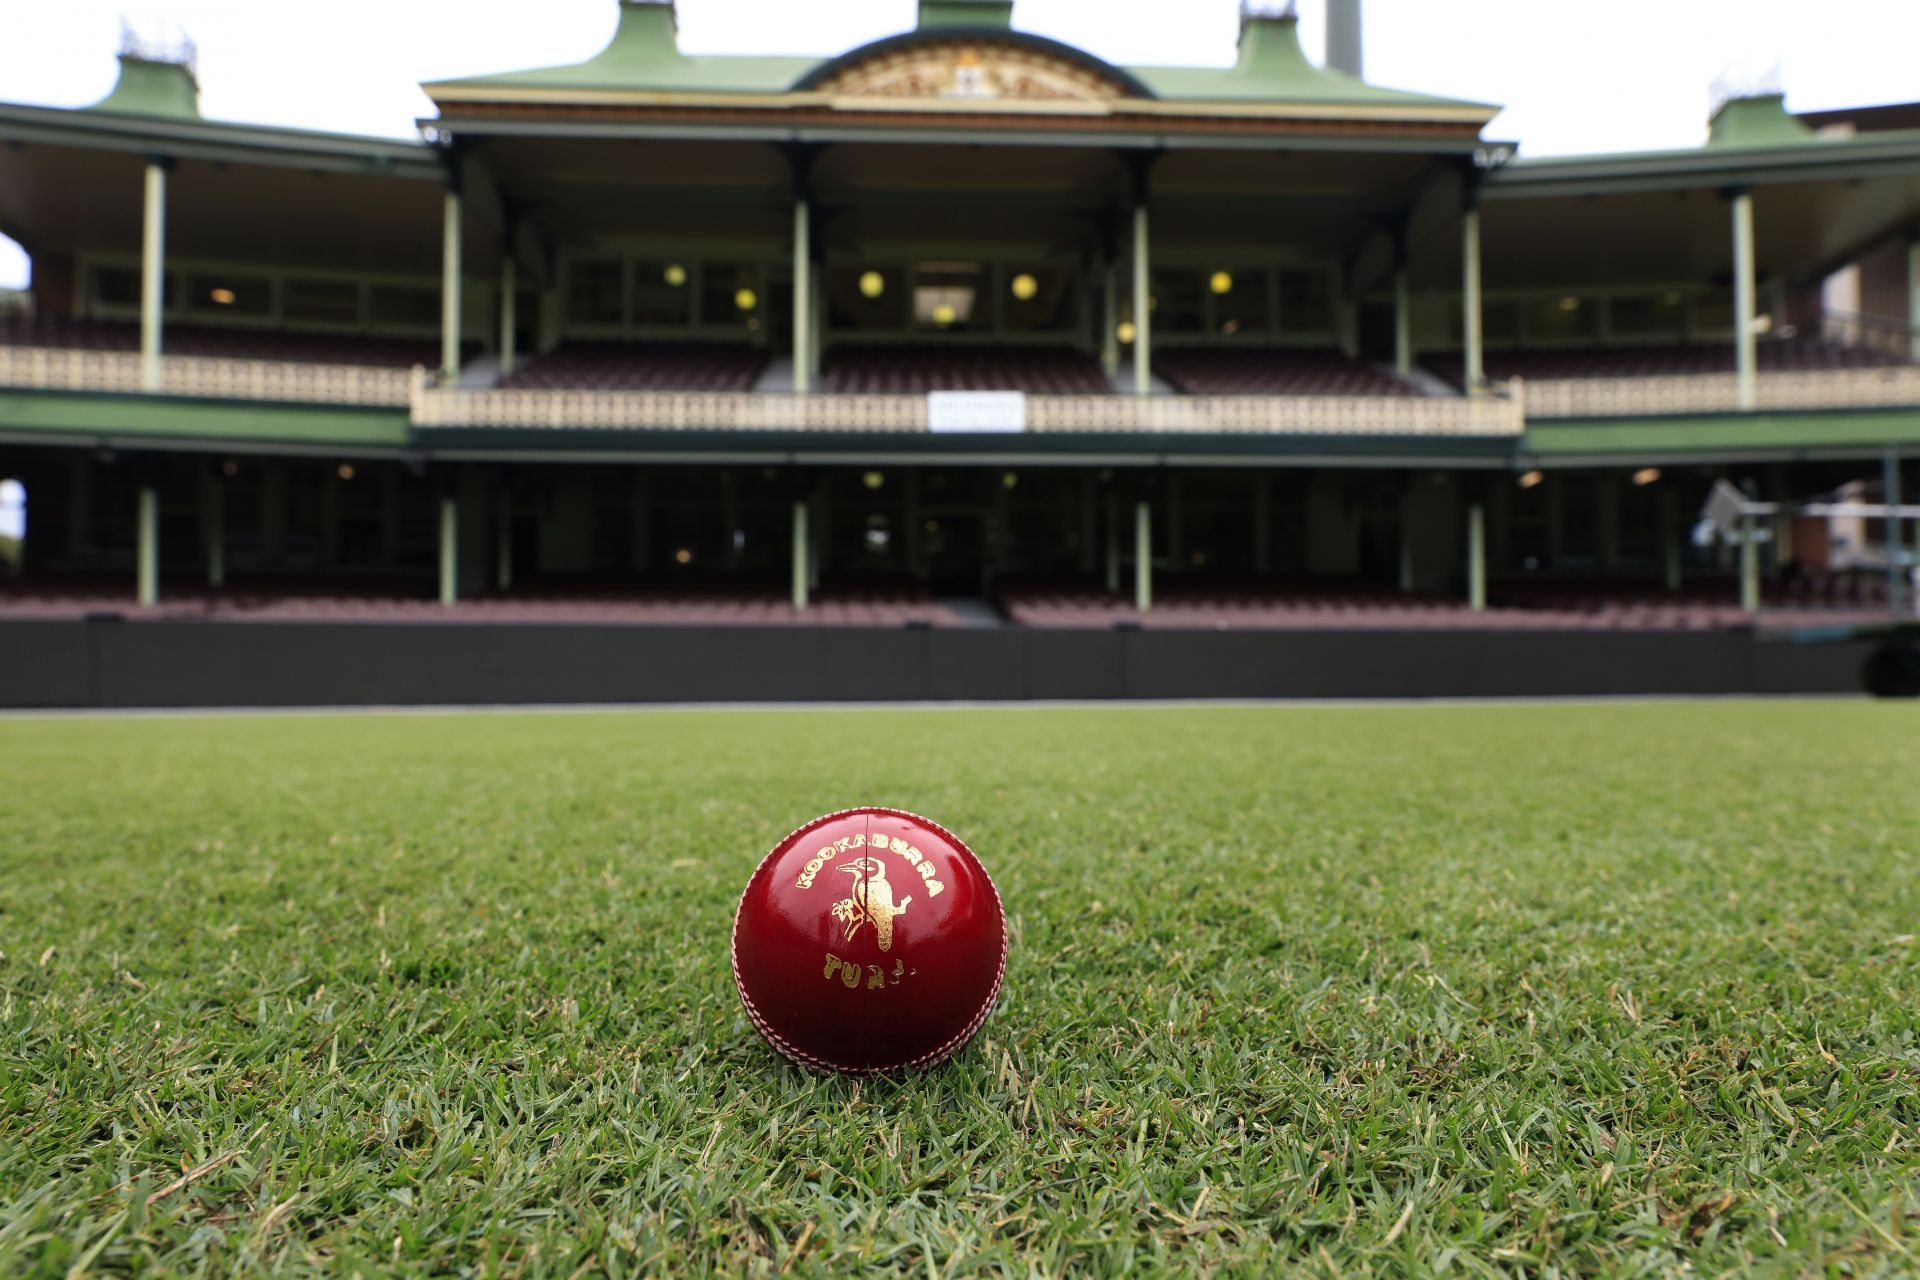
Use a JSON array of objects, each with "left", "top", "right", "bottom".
[
  {"left": 497, "top": 341, "right": 769, "bottom": 393},
  {"left": 1426, "top": 338, "right": 1910, "bottom": 385},
  {"left": 0, "top": 314, "right": 453, "bottom": 368},
  {"left": 819, "top": 343, "right": 1111, "bottom": 395},
  {"left": 1154, "top": 348, "right": 1418, "bottom": 397}
]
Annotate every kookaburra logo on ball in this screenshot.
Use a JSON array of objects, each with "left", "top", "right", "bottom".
[{"left": 830, "top": 857, "right": 911, "bottom": 951}]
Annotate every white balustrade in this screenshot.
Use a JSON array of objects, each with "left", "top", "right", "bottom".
[
  {"left": 0, "top": 346, "right": 412, "bottom": 407},
  {"left": 1521, "top": 367, "right": 1920, "bottom": 419}
]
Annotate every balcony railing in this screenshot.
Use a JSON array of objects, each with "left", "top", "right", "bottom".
[
  {"left": 410, "top": 371, "right": 1526, "bottom": 437},
  {"left": 1520, "top": 366, "right": 1920, "bottom": 419},
  {"left": 0, "top": 346, "right": 412, "bottom": 408}
]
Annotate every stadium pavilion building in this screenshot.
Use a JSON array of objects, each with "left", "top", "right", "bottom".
[{"left": 1, "top": 0, "right": 1918, "bottom": 703}]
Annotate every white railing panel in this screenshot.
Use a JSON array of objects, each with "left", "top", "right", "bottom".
[
  {"left": 1523, "top": 367, "right": 1920, "bottom": 419},
  {"left": 0, "top": 346, "right": 413, "bottom": 407}
]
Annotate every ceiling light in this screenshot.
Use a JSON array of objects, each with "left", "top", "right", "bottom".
[
  {"left": 1517, "top": 469, "right": 1544, "bottom": 489},
  {"left": 931, "top": 302, "right": 957, "bottom": 326},
  {"left": 1116, "top": 320, "right": 1137, "bottom": 344},
  {"left": 863, "top": 470, "right": 885, "bottom": 490},
  {"left": 664, "top": 264, "right": 687, "bottom": 287},
  {"left": 1632, "top": 467, "right": 1661, "bottom": 486},
  {"left": 859, "top": 271, "right": 885, "bottom": 299},
  {"left": 734, "top": 288, "right": 757, "bottom": 312},
  {"left": 337, "top": 464, "right": 355, "bottom": 481},
  {"left": 1209, "top": 271, "right": 1233, "bottom": 295},
  {"left": 1010, "top": 273, "right": 1038, "bottom": 301},
  {"left": 674, "top": 547, "right": 693, "bottom": 565},
  {"left": 209, "top": 288, "right": 236, "bottom": 306}
]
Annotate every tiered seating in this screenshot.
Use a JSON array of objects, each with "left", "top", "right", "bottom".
[
  {"left": 819, "top": 343, "right": 1110, "bottom": 394},
  {"left": 1155, "top": 348, "right": 1418, "bottom": 396},
  {"left": 497, "top": 341, "right": 768, "bottom": 392},
  {"left": 1427, "top": 338, "right": 1909, "bottom": 386},
  {"left": 0, "top": 579, "right": 960, "bottom": 628},
  {"left": 0, "top": 314, "right": 448, "bottom": 367}
]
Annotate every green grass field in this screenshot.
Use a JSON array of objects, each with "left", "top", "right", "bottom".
[{"left": 2, "top": 702, "right": 1916, "bottom": 1277}]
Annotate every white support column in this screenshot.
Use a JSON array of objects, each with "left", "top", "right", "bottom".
[
  {"left": 1132, "top": 203, "right": 1152, "bottom": 396},
  {"left": 441, "top": 189, "right": 463, "bottom": 380},
  {"left": 438, "top": 494, "right": 457, "bottom": 606},
  {"left": 1885, "top": 447, "right": 1905, "bottom": 617},
  {"left": 1393, "top": 266, "right": 1413, "bottom": 379},
  {"left": 140, "top": 162, "right": 167, "bottom": 393},
  {"left": 793, "top": 198, "right": 812, "bottom": 393},
  {"left": 1462, "top": 204, "right": 1484, "bottom": 394},
  {"left": 205, "top": 476, "right": 225, "bottom": 588},
  {"left": 791, "top": 499, "right": 810, "bottom": 610},
  {"left": 1467, "top": 502, "right": 1486, "bottom": 611},
  {"left": 1104, "top": 490, "right": 1120, "bottom": 593},
  {"left": 496, "top": 488, "right": 513, "bottom": 591},
  {"left": 1908, "top": 237, "right": 1920, "bottom": 364},
  {"left": 1134, "top": 500, "right": 1152, "bottom": 612},
  {"left": 1738, "top": 512, "right": 1760, "bottom": 613},
  {"left": 136, "top": 485, "right": 158, "bottom": 606},
  {"left": 1101, "top": 263, "right": 1119, "bottom": 379},
  {"left": 1731, "top": 190, "right": 1757, "bottom": 412},
  {"left": 498, "top": 257, "right": 518, "bottom": 377}
]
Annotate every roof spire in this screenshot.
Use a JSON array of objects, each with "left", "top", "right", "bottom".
[{"left": 90, "top": 19, "right": 200, "bottom": 119}]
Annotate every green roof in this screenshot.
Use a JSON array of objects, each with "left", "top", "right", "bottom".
[
  {"left": 89, "top": 55, "right": 201, "bottom": 121},
  {"left": 423, "top": 0, "right": 1496, "bottom": 117}
]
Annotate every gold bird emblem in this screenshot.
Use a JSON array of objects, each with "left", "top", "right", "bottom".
[{"left": 829, "top": 856, "right": 912, "bottom": 952}]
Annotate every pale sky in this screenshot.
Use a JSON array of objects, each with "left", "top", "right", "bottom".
[{"left": 1, "top": 0, "right": 1918, "bottom": 291}]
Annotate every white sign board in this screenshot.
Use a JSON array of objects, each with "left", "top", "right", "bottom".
[{"left": 927, "top": 391, "right": 1027, "bottom": 434}]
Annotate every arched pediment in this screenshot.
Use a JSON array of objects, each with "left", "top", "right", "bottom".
[{"left": 797, "top": 34, "right": 1153, "bottom": 105}]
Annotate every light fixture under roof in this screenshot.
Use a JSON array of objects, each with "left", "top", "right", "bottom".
[
  {"left": 1010, "top": 272, "right": 1038, "bottom": 301},
  {"left": 859, "top": 271, "right": 885, "bottom": 299},
  {"left": 1517, "top": 469, "right": 1544, "bottom": 489},
  {"left": 664, "top": 263, "right": 687, "bottom": 287},
  {"left": 1116, "top": 320, "right": 1137, "bottom": 344},
  {"left": 1209, "top": 271, "right": 1233, "bottom": 295},
  {"left": 209, "top": 287, "right": 235, "bottom": 305},
  {"left": 1633, "top": 467, "right": 1662, "bottom": 486},
  {"left": 734, "top": 288, "right": 757, "bottom": 312}
]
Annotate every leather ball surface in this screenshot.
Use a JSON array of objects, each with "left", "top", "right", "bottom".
[{"left": 732, "top": 808, "right": 1007, "bottom": 1073}]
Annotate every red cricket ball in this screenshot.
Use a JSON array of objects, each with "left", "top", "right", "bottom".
[{"left": 732, "top": 808, "right": 1007, "bottom": 1074}]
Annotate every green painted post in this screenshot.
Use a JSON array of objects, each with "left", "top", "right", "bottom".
[
  {"left": 1462, "top": 206, "right": 1483, "bottom": 395},
  {"left": 1393, "top": 266, "right": 1412, "bottom": 379},
  {"left": 1100, "top": 263, "right": 1118, "bottom": 379},
  {"left": 441, "top": 190, "right": 462, "bottom": 380},
  {"left": 1134, "top": 500, "right": 1152, "bottom": 612},
  {"left": 791, "top": 499, "right": 809, "bottom": 610},
  {"left": 1132, "top": 203, "right": 1151, "bottom": 396},
  {"left": 499, "top": 256, "right": 517, "bottom": 377},
  {"left": 438, "top": 495, "right": 457, "bottom": 606},
  {"left": 205, "top": 476, "right": 224, "bottom": 588},
  {"left": 136, "top": 486, "right": 158, "bottom": 606},
  {"left": 1885, "top": 446, "right": 1904, "bottom": 617},
  {"left": 1467, "top": 503, "right": 1486, "bottom": 611},
  {"left": 1732, "top": 190, "right": 1757, "bottom": 411},
  {"left": 140, "top": 162, "right": 167, "bottom": 393},
  {"left": 1739, "top": 513, "right": 1759, "bottom": 613},
  {"left": 793, "top": 200, "right": 812, "bottom": 393}
]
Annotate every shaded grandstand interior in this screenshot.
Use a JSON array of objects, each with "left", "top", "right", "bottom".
[
  {"left": 1425, "top": 336, "right": 1913, "bottom": 386},
  {"left": 1154, "top": 347, "right": 1418, "bottom": 396},
  {"left": 818, "top": 342, "right": 1111, "bottom": 395},
  {"left": 0, "top": 313, "right": 455, "bottom": 368},
  {"left": 496, "top": 340, "right": 770, "bottom": 392}
]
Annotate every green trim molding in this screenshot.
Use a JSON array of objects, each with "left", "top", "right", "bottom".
[
  {"left": 0, "top": 390, "right": 410, "bottom": 449},
  {"left": 1526, "top": 410, "right": 1920, "bottom": 458}
]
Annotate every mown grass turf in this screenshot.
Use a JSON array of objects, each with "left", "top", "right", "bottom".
[{"left": 1, "top": 701, "right": 1916, "bottom": 1277}]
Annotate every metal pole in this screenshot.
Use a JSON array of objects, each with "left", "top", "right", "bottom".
[
  {"left": 206, "top": 476, "right": 224, "bottom": 588},
  {"left": 140, "top": 162, "right": 167, "bottom": 393},
  {"left": 1732, "top": 191, "right": 1757, "bottom": 412},
  {"left": 1134, "top": 500, "right": 1152, "bottom": 612},
  {"left": 1467, "top": 503, "right": 1486, "bottom": 611},
  {"left": 1132, "top": 203, "right": 1152, "bottom": 396},
  {"left": 498, "top": 256, "right": 517, "bottom": 377},
  {"left": 1739, "top": 513, "right": 1759, "bottom": 614},
  {"left": 791, "top": 499, "right": 809, "bottom": 610},
  {"left": 1393, "top": 266, "right": 1412, "bottom": 379},
  {"left": 1462, "top": 205, "right": 1483, "bottom": 394},
  {"left": 136, "top": 485, "right": 158, "bottom": 606},
  {"left": 438, "top": 495, "right": 457, "bottom": 606},
  {"left": 441, "top": 190, "right": 463, "bottom": 380},
  {"left": 793, "top": 199, "right": 811, "bottom": 393},
  {"left": 1886, "top": 446, "right": 1905, "bottom": 617}
]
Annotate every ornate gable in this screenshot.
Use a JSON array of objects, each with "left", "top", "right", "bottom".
[{"left": 813, "top": 38, "right": 1134, "bottom": 105}]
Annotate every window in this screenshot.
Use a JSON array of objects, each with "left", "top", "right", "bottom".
[
  {"left": 1211, "top": 267, "right": 1269, "bottom": 336},
  {"left": 1527, "top": 295, "right": 1598, "bottom": 341},
  {"left": 1278, "top": 269, "right": 1331, "bottom": 332},
  {"left": 829, "top": 265, "right": 906, "bottom": 331},
  {"left": 92, "top": 265, "right": 173, "bottom": 309},
  {"left": 566, "top": 260, "right": 625, "bottom": 325},
  {"left": 189, "top": 273, "right": 271, "bottom": 317},
  {"left": 1610, "top": 293, "right": 1686, "bottom": 337},
  {"left": 368, "top": 285, "right": 439, "bottom": 327},
  {"left": 284, "top": 278, "right": 360, "bottom": 326},
  {"left": 703, "top": 262, "right": 760, "bottom": 332},
  {"left": 1149, "top": 269, "right": 1205, "bottom": 335},
  {"left": 633, "top": 259, "right": 691, "bottom": 326},
  {"left": 1003, "top": 266, "right": 1073, "bottom": 334},
  {"left": 911, "top": 262, "right": 984, "bottom": 332}
]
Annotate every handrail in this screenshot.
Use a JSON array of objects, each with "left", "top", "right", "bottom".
[
  {"left": 0, "top": 346, "right": 412, "bottom": 407},
  {"left": 1522, "top": 366, "right": 1920, "bottom": 419}
]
